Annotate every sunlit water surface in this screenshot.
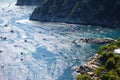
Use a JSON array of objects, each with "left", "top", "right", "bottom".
[{"left": 0, "top": 1, "right": 120, "bottom": 80}]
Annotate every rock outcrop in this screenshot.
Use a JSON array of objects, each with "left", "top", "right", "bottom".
[
  {"left": 73, "top": 38, "right": 115, "bottom": 44},
  {"left": 30, "top": 0, "right": 120, "bottom": 27},
  {"left": 73, "top": 54, "right": 101, "bottom": 75}
]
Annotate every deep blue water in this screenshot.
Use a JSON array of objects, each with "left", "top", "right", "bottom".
[{"left": 0, "top": 0, "right": 120, "bottom": 80}]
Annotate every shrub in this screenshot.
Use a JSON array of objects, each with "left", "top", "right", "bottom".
[
  {"left": 117, "top": 38, "right": 120, "bottom": 42},
  {"left": 101, "top": 74, "right": 119, "bottom": 80},
  {"left": 116, "top": 68, "right": 120, "bottom": 76},
  {"left": 116, "top": 61, "right": 120, "bottom": 68},
  {"left": 107, "top": 45, "right": 118, "bottom": 52},
  {"left": 100, "top": 52, "right": 114, "bottom": 64},
  {"left": 100, "top": 74, "right": 109, "bottom": 80},
  {"left": 114, "top": 55, "right": 120, "bottom": 64},
  {"left": 105, "top": 57, "right": 115, "bottom": 70},
  {"left": 94, "top": 66, "right": 106, "bottom": 76},
  {"left": 98, "top": 46, "right": 108, "bottom": 54},
  {"left": 77, "top": 74, "right": 92, "bottom": 80}
]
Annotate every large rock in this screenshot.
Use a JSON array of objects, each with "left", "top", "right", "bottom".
[
  {"left": 73, "top": 38, "right": 115, "bottom": 44},
  {"left": 16, "top": 0, "right": 120, "bottom": 27}
]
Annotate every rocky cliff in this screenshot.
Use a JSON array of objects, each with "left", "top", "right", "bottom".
[{"left": 16, "top": 0, "right": 120, "bottom": 27}]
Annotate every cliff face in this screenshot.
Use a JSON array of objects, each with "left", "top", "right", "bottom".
[
  {"left": 30, "top": 0, "right": 82, "bottom": 23},
  {"left": 16, "top": 0, "right": 120, "bottom": 27},
  {"left": 16, "top": 0, "right": 43, "bottom": 5}
]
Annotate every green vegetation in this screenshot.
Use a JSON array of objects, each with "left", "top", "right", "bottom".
[
  {"left": 77, "top": 74, "right": 92, "bottom": 80},
  {"left": 77, "top": 38, "right": 120, "bottom": 80}
]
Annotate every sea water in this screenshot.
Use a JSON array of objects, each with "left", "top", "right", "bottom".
[{"left": 0, "top": 1, "right": 120, "bottom": 80}]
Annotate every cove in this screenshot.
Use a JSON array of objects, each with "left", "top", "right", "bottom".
[{"left": 0, "top": 0, "right": 120, "bottom": 80}]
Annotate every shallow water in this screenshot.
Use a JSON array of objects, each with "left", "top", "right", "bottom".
[{"left": 0, "top": 1, "right": 120, "bottom": 80}]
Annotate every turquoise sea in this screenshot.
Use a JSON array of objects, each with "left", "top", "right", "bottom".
[{"left": 0, "top": 0, "right": 120, "bottom": 80}]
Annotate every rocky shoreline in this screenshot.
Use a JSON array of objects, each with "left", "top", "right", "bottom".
[
  {"left": 73, "top": 54, "right": 101, "bottom": 77},
  {"left": 73, "top": 54, "right": 101, "bottom": 75},
  {"left": 74, "top": 38, "right": 120, "bottom": 80}
]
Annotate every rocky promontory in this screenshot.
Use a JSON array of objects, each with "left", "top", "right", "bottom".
[
  {"left": 16, "top": 0, "right": 120, "bottom": 27},
  {"left": 73, "top": 38, "right": 115, "bottom": 45}
]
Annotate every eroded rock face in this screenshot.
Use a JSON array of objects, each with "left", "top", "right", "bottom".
[
  {"left": 16, "top": 0, "right": 43, "bottom": 5},
  {"left": 30, "top": 0, "right": 120, "bottom": 27}
]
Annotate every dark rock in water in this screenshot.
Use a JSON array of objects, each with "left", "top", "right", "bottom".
[
  {"left": 21, "top": 52, "right": 23, "bottom": 55},
  {"left": 29, "top": 0, "right": 120, "bottom": 27},
  {"left": 10, "top": 30, "right": 14, "bottom": 33},
  {"left": 20, "top": 58, "right": 23, "bottom": 61},
  {"left": 39, "top": 31, "right": 42, "bottom": 33},
  {"left": 43, "top": 38, "right": 46, "bottom": 41},
  {"left": 3, "top": 37, "right": 7, "bottom": 40},
  {"left": 24, "top": 40, "right": 27, "bottom": 42},
  {"left": 0, "top": 50, "right": 3, "bottom": 53},
  {"left": 14, "top": 45, "right": 18, "bottom": 47},
  {"left": 1, "top": 65, "right": 4, "bottom": 68},
  {"left": 16, "top": 0, "right": 43, "bottom": 5},
  {"left": 0, "top": 36, "right": 2, "bottom": 39},
  {"left": 42, "top": 54, "right": 46, "bottom": 57},
  {"left": 74, "top": 38, "right": 115, "bottom": 44},
  {"left": 4, "top": 24, "right": 8, "bottom": 27}
]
